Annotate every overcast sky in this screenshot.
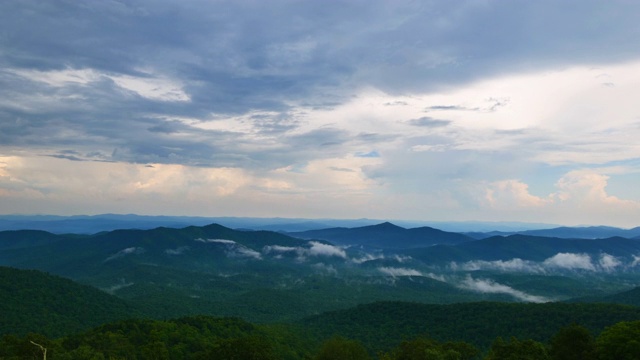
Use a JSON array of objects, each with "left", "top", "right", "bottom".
[{"left": 1, "top": 0, "right": 640, "bottom": 227}]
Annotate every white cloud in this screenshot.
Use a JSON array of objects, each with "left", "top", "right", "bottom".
[
  {"left": 378, "top": 266, "right": 447, "bottom": 282},
  {"left": 452, "top": 253, "right": 638, "bottom": 274},
  {"left": 165, "top": 246, "right": 190, "bottom": 255},
  {"left": 11, "top": 68, "right": 190, "bottom": 102},
  {"left": 229, "top": 246, "right": 262, "bottom": 260},
  {"left": 543, "top": 253, "right": 595, "bottom": 271},
  {"left": 105, "top": 281, "right": 134, "bottom": 294},
  {"left": 196, "top": 238, "right": 236, "bottom": 244},
  {"left": 311, "top": 263, "right": 338, "bottom": 275},
  {"left": 105, "top": 247, "right": 145, "bottom": 262},
  {"left": 458, "top": 276, "right": 549, "bottom": 303},
  {"left": 351, "top": 252, "right": 385, "bottom": 264},
  {"left": 390, "top": 254, "right": 413, "bottom": 263},
  {"left": 263, "top": 242, "right": 346, "bottom": 261},
  {"left": 263, "top": 245, "right": 298, "bottom": 253},
  {"left": 109, "top": 73, "right": 190, "bottom": 102},
  {"left": 10, "top": 68, "right": 100, "bottom": 87},
  {"left": 554, "top": 170, "right": 639, "bottom": 207},
  {"left": 378, "top": 267, "right": 423, "bottom": 277},
  {"left": 196, "top": 238, "right": 262, "bottom": 260},
  {"left": 306, "top": 242, "right": 347, "bottom": 258},
  {"left": 478, "top": 169, "right": 640, "bottom": 227},
  {"left": 485, "top": 180, "right": 552, "bottom": 209},
  {"left": 453, "top": 258, "right": 543, "bottom": 273},
  {"left": 598, "top": 253, "right": 622, "bottom": 272}
]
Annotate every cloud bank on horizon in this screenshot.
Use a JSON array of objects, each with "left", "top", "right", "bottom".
[{"left": 1, "top": 0, "right": 640, "bottom": 227}]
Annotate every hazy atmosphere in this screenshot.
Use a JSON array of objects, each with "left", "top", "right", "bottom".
[{"left": 1, "top": 0, "right": 640, "bottom": 227}]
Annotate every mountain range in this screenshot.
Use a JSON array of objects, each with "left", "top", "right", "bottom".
[
  {"left": 0, "top": 214, "right": 559, "bottom": 234},
  {"left": 4, "top": 216, "right": 640, "bottom": 358},
  {"left": 2, "top": 219, "right": 640, "bottom": 323}
]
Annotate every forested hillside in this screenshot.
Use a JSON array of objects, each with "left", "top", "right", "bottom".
[
  {"left": 3, "top": 305, "right": 640, "bottom": 359},
  {"left": 4, "top": 221, "right": 640, "bottom": 358},
  {"left": 0, "top": 267, "right": 139, "bottom": 337},
  {"left": 300, "top": 301, "right": 640, "bottom": 352}
]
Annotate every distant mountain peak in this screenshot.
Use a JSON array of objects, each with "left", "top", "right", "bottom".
[
  {"left": 380, "top": 221, "right": 396, "bottom": 226},
  {"left": 368, "top": 222, "right": 404, "bottom": 230}
]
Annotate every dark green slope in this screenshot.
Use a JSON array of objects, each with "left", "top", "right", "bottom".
[
  {"left": 0, "top": 266, "right": 140, "bottom": 337},
  {"left": 0, "top": 230, "right": 64, "bottom": 250},
  {"left": 595, "top": 286, "right": 640, "bottom": 306},
  {"left": 300, "top": 301, "right": 640, "bottom": 352}
]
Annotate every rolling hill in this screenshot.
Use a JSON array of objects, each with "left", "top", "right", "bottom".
[
  {"left": 0, "top": 266, "right": 139, "bottom": 337},
  {"left": 300, "top": 301, "right": 640, "bottom": 352}
]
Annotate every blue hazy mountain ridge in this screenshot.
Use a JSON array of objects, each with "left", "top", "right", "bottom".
[
  {"left": 289, "top": 221, "right": 473, "bottom": 248},
  {"left": 466, "top": 226, "right": 640, "bottom": 240},
  {"left": 0, "top": 214, "right": 558, "bottom": 234},
  {"left": 405, "top": 234, "right": 640, "bottom": 264},
  {"left": 0, "top": 214, "right": 385, "bottom": 234}
]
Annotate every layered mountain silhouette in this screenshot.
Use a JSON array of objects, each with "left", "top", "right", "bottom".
[{"left": 467, "top": 226, "right": 640, "bottom": 240}]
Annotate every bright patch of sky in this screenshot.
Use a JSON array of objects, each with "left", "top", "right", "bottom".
[{"left": 1, "top": 1, "right": 640, "bottom": 227}]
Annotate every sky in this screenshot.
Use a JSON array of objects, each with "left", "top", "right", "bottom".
[{"left": 1, "top": 0, "right": 640, "bottom": 227}]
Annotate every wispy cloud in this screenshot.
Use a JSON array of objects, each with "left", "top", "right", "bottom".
[
  {"left": 377, "top": 267, "right": 446, "bottom": 282},
  {"left": 165, "top": 246, "right": 190, "bottom": 255},
  {"left": 196, "top": 238, "right": 262, "bottom": 260},
  {"left": 104, "top": 247, "right": 145, "bottom": 262},
  {"left": 378, "top": 267, "right": 423, "bottom": 277},
  {"left": 263, "top": 241, "right": 346, "bottom": 261},
  {"left": 451, "top": 258, "right": 543, "bottom": 273},
  {"left": 452, "top": 253, "right": 629, "bottom": 274},
  {"left": 543, "top": 253, "right": 596, "bottom": 271},
  {"left": 458, "top": 276, "right": 550, "bottom": 303},
  {"left": 351, "top": 252, "right": 385, "bottom": 264}
]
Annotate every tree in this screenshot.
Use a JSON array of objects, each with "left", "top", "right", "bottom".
[
  {"left": 204, "top": 335, "right": 277, "bottom": 360},
  {"left": 314, "top": 336, "right": 371, "bottom": 360},
  {"left": 485, "top": 337, "right": 549, "bottom": 360},
  {"left": 596, "top": 320, "right": 640, "bottom": 360},
  {"left": 379, "top": 337, "right": 478, "bottom": 360},
  {"left": 549, "top": 324, "right": 595, "bottom": 360}
]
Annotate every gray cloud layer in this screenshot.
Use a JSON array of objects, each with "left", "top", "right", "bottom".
[
  {"left": 2, "top": 0, "right": 639, "bottom": 168},
  {"left": 2, "top": 1, "right": 640, "bottom": 224}
]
